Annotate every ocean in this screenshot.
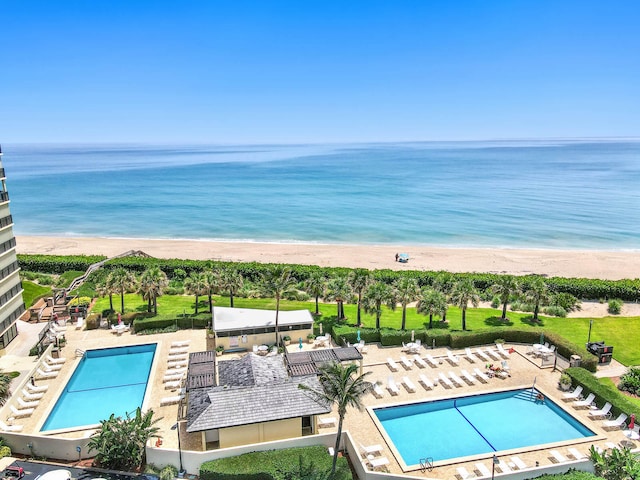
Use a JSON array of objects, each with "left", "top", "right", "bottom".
[{"left": 3, "top": 140, "right": 639, "bottom": 250}]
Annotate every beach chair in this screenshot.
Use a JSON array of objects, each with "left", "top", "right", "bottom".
[
  {"left": 496, "top": 343, "right": 510, "bottom": 358},
  {"left": 484, "top": 348, "right": 501, "bottom": 361},
  {"left": 26, "top": 383, "right": 48, "bottom": 393},
  {"left": 401, "top": 342, "right": 409, "bottom": 352},
  {"left": 22, "top": 389, "right": 44, "bottom": 401},
  {"left": 160, "top": 395, "right": 183, "bottom": 406},
  {"left": 563, "top": 385, "right": 583, "bottom": 400},
  {"left": 568, "top": 448, "right": 587, "bottom": 460},
  {"left": 42, "top": 362, "right": 63, "bottom": 372},
  {"left": 425, "top": 354, "right": 440, "bottom": 367},
  {"left": 473, "top": 368, "right": 490, "bottom": 383},
  {"left": 447, "top": 350, "right": 460, "bottom": 365},
  {"left": 497, "top": 460, "right": 512, "bottom": 473},
  {"left": 169, "top": 347, "right": 188, "bottom": 355},
  {"left": 318, "top": 417, "right": 337, "bottom": 427},
  {"left": 50, "top": 323, "right": 67, "bottom": 333},
  {"left": 171, "top": 340, "right": 190, "bottom": 348},
  {"left": 475, "top": 348, "right": 491, "bottom": 362},
  {"left": 168, "top": 353, "right": 188, "bottom": 361},
  {"left": 386, "top": 358, "right": 399, "bottom": 372},
  {"left": 387, "top": 377, "right": 400, "bottom": 395},
  {"left": 413, "top": 354, "right": 427, "bottom": 368},
  {"left": 449, "top": 371, "right": 464, "bottom": 387},
  {"left": 163, "top": 373, "right": 184, "bottom": 383},
  {"left": 17, "top": 398, "right": 39, "bottom": 409},
  {"left": 574, "top": 393, "right": 596, "bottom": 409},
  {"left": 550, "top": 450, "right": 568, "bottom": 463},
  {"left": 360, "top": 443, "right": 383, "bottom": 456},
  {"left": 456, "top": 467, "right": 473, "bottom": 480},
  {"left": 603, "top": 413, "right": 628, "bottom": 430},
  {"left": 0, "top": 420, "right": 23, "bottom": 432},
  {"left": 400, "top": 356, "right": 413, "bottom": 370},
  {"left": 511, "top": 457, "right": 527, "bottom": 469},
  {"left": 10, "top": 405, "right": 33, "bottom": 418},
  {"left": 168, "top": 360, "right": 188, "bottom": 369},
  {"left": 401, "top": 376, "right": 416, "bottom": 393},
  {"left": 419, "top": 374, "right": 435, "bottom": 390},
  {"left": 46, "top": 354, "right": 66, "bottom": 365},
  {"left": 588, "top": 402, "right": 612, "bottom": 418},
  {"left": 36, "top": 368, "right": 58, "bottom": 379},
  {"left": 460, "top": 369, "right": 476, "bottom": 385},
  {"left": 465, "top": 348, "right": 478, "bottom": 363},
  {"left": 368, "top": 457, "right": 389, "bottom": 470},
  {"left": 475, "top": 463, "right": 491, "bottom": 477},
  {"left": 438, "top": 372, "right": 454, "bottom": 388},
  {"left": 165, "top": 380, "right": 182, "bottom": 390},
  {"left": 372, "top": 383, "right": 384, "bottom": 398}
]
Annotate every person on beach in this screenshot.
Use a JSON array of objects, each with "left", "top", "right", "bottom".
[{"left": 395, "top": 253, "right": 399, "bottom": 262}]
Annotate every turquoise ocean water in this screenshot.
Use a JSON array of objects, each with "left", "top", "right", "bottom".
[{"left": 3, "top": 140, "right": 639, "bottom": 249}]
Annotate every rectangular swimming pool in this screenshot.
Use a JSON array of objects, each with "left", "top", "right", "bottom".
[
  {"left": 42, "top": 344, "right": 157, "bottom": 432},
  {"left": 374, "top": 389, "right": 595, "bottom": 466}
]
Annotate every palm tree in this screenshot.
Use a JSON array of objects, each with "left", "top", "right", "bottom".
[
  {"left": 450, "top": 279, "right": 480, "bottom": 331},
  {"left": 348, "top": 269, "right": 372, "bottom": 326},
  {"left": 0, "top": 370, "right": 12, "bottom": 406},
  {"left": 260, "top": 266, "right": 297, "bottom": 345},
  {"left": 416, "top": 287, "right": 448, "bottom": 329},
  {"left": 138, "top": 266, "right": 168, "bottom": 314},
  {"left": 219, "top": 269, "right": 244, "bottom": 308},
  {"left": 392, "top": 276, "right": 420, "bottom": 330},
  {"left": 203, "top": 269, "right": 220, "bottom": 313},
  {"left": 432, "top": 272, "right": 455, "bottom": 323},
  {"left": 491, "top": 275, "right": 520, "bottom": 321},
  {"left": 95, "top": 278, "right": 114, "bottom": 312},
  {"left": 325, "top": 276, "right": 352, "bottom": 321},
  {"left": 184, "top": 271, "right": 208, "bottom": 315},
  {"left": 525, "top": 276, "right": 550, "bottom": 322},
  {"left": 362, "top": 281, "right": 394, "bottom": 329},
  {"left": 304, "top": 271, "right": 327, "bottom": 316},
  {"left": 109, "top": 268, "right": 137, "bottom": 314},
  {"left": 299, "top": 362, "right": 373, "bottom": 476}
]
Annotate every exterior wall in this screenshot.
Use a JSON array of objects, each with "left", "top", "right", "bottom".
[
  {"left": 219, "top": 417, "right": 301, "bottom": 449},
  {"left": 216, "top": 328, "right": 313, "bottom": 351}
]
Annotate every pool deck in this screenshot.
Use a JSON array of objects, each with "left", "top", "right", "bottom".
[{"left": 1, "top": 321, "right": 637, "bottom": 479}]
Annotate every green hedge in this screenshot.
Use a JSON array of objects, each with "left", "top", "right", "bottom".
[
  {"left": 133, "top": 315, "right": 209, "bottom": 333},
  {"left": 565, "top": 367, "right": 640, "bottom": 421},
  {"left": 18, "top": 254, "right": 106, "bottom": 274},
  {"left": 199, "top": 445, "right": 351, "bottom": 480}
]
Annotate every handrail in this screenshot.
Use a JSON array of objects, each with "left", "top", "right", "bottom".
[{"left": 420, "top": 457, "right": 433, "bottom": 472}]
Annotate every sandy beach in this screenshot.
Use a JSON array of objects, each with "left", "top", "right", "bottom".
[{"left": 15, "top": 235, "right": 640, "bottom": 280}]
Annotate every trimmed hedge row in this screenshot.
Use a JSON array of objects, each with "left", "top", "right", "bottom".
[
  {"left": 132, "top": 315, "right": 209, "bottom": 333},
  {"left": 199, "top": 445, "right": 351, "bottom": 480},
  {"left": 565, "top": 367, "right": 640, "bottom": 421},
  {"left": 18, "top": 254, "right": 640, "bottom": 301}
]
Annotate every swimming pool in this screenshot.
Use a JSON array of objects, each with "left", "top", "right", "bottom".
[
  {"left": 42, "top": 344, "right": 157, "bottom": 432},
  {"left": 374, "top": 389, "right": 595, "bottom": 466}
]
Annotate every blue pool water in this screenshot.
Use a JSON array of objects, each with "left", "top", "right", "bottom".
[
  {"left": 374, "top": 389, "right": 595, "bottom": 465},
  {"left": 41, "top": 344, "right": 156, "bottom": 432}
]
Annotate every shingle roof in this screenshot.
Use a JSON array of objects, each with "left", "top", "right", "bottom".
[
  {"left": 217, "top": 353, "right": 289, "bottom": 387},
  {"left": 285, "top": 347, "right": 362, "bottom": 376}
]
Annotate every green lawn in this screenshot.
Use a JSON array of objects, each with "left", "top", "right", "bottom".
[
  {"left": 22, "top": 280, "right": 51, "bottom": 308},
  {"left": 92, "top": 293, "right": 640, "bottom": 366}
]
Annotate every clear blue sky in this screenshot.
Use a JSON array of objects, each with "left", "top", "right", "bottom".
[{"left": 1, "top": 1, "right": 638, "bottom": 143}]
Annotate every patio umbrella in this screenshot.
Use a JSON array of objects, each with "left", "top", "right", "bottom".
[
  {"left": 539, "top": 332, "right": 544, "bottom": 345},
  {"left": 357, "top": 330, "right": 361, "bottom": 342},
  {"left": 630, "top": 414, "right": 636, "bottom": 430},
  {"left": 299, "top": 338, "right": 303, "bottom": 351},
  {"left": 319, "top": 323, "right": 323, "bottom": 335},
  {"left": 411, "top": 330, "right": 415, "bottom": 342},
  {"left": 118, "top": 313, "right": 122, "bottom": 325}
]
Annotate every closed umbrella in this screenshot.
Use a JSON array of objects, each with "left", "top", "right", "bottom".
[
  {"left": 357, "top": 330, "right": 361, "bottom": 342},
  {"left": 411, "top": 330, "right": 415, "bottom": 342},
  {"left": 630, "top": 414, "right": 635, "bottom": 430},
  {"left": 319, "top": 323, "right": 323, "bottom": 335},
  {"left": 539, "top": 332, "right": 544, "bottom": 345},
  {"left": 299, "top": 337, "right": 303, "bottom": 351}
]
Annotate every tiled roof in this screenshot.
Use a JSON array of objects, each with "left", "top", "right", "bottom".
[
  {"left": 285, "top": 347, "right": 362, "bottom": 376},
  {"left": 218, "top": 353, "right": 289, "bottom": 387}
]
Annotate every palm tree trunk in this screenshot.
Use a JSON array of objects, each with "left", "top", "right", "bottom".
[
  {"left": 195, "top": 294, "right": 199, "bottom": 314},
  {"left": 315, "top": 295, "right": 319, "bottom": 315},
  {"left": 533, "top": 302, "right": 540, "bottom": 321},
  {"left": 429, "top": 314, "right": 433, "bottom": 329},
  {"left": 208, "top": 294, "right": 213, "bottom": 313},
  {"left": 375, "top": 309, "right": 381, "bottom": 330},
  {"left": 442, "top": 311, "right": 447, "bottom": 322},
  {"left": 462, "top": 308, "right": 467, "bottom": 331},
  {"left": 229, "top": 292, "right": 234, "bottom": 308},
  {"left": 357, "top": 294, "right": 362, "bottom": 325},
  {"left": 147, "top": 297, "right": 152, "bottom": 313},
  {"left": 120, "top": 290, "right": 125, "bottom": 313},
  {"left": 502, "top": 301, "right": 508, "bottom": 320},
  {"left": 331, "top": 416, "right": 345, "bottom": 475},
  {"left": 109, "top": 294, "right": 113, "bottom": 311},
  {"left": 274, "top": 297, "right": 280, "bottom": 345},
  {"left": 401, "top": 306, "right": 407, "bottom": 330}
]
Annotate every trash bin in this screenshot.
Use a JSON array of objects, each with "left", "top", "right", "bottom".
[
  {"left": 51, "top": 347, "right": 60, "bottom": 359},
  {"left": 570, "top": 354, "right": 581, "bottom": 367}
]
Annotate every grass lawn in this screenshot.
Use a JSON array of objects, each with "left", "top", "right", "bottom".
[
  {"left": 58, "top": 270, "right": 85, "bottom": 288},
  {"left": 22, "top": 280, "right": 51, "bottom": 309},
  {"left": 92, "top": 294, "right": 640, "bottom": 366},
  {"left": 599, "top": 377, "right": 640, "bottom": 409}
]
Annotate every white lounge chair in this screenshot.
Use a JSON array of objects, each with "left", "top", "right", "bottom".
[
  {"left": 50, "top": 323, "right": 67, "bottom": 333},
  {"left": 10, "top": 405, "right": 33, "bottom": 418},
  {"left": 457, "top": 467, "right": 473, "bottom": 479},
  {"left": 401, "top": 342, "right": 409, "bottom": 352},
  {"left": 497, "top": 460, "right": 512, "bottom": 473},
  {"left": 160, "top": 395, "right": 183, "bottom": 406},
  {"left": 475, "top": 463, "right": 491, "bottom": 477},
  {"left": 387, "top": 377, "right": 400, "bottom": 395},
  {"left": 36, "top": 368, "right": 58, "bottom": 379},
  {"left": 42, "top": 362, "right": 63, "bottom": 372},
  {"left": 413, "top": 355, "right": 427, "bottom": 368},
  {"left": 163, "top": 374, "right": 184, "bottom": 383},
  {"left": 496, "top": 343, "right": 510, "bottom": 358},
  {"left": 372, "top": 383, "right": 384, "bottom": 398},
  {"left": 438, "top": 372, "right": 454, "bottom": 388},
  {"left": 368, "top": 457, "right": 389, "bottom": 469},
  {"left": 167, "top": 360, "right": 188, "bottom": 369},
  {"left": 22, "top": 389, "right": 44, "bottom": 401},
  {"left": 0, "top": 420, "right": 23, "bottom": 432},
  {"left": 401, "top": 376, "right": 416, "bottom": 393},
  {"left": 168, "top": 353, "right": 188, "bottom": 361},
  {"left": 26, "top": 383, "right": 48, "bottom": 393},
  {"left": 169, "top": 347, "right": 188, "bottom": 355},
  {"left": 465, "top": 348, "right": 478, "bottom": 363},
  {"left": 563, "top": 385, "right": 583, "bottom": 400},
  {"left": 484, "top": 348, "right": 501, "bottom": 361},
  {"left": 568, "top": 448, "right": 587, "bottom": 460},
  {"left": 425, "top": 354, "right": 440, "bottom": 367},
  {"left": 386, "top": 358, "right": 399, "bottom": 372},
  {"left": 603, "top": 413, "right": 628, "bottom": 430},
  {"left": 165, "top": 381, "right": 182, "bottom": 390},
  {"left": 76, "top": 317, "right": 84, "bottom": 330},
  {"left": 171, "top": 340, "right": 190, "bottom": 348},
  {"left": 511, "top": 456, "right": 527, "bottom": 469},
  {"left": 449, "top": 371, "right": 464, "bottom": 387},
  {"left": 400, "top": 356, "right": 413, "bottom": 370},
  {"left": 46, "top": 354, "right": 66, "bottom": 364},
  {"left": 419, "top": 374, "right": 435, "bottom": 390},
  {"left": 18, "top": 398, "right": 39, "bottom": 409},
  {"left": 500, "top": 360, "right": 511, "bottom": 373},
  {"left": 360, "top": 443, "right": 383, "bottom": 456},
  {"left": 318, "top": 417, "right": 337, "bottom": 427},
  {"left": 550, "top": 450, "right": 567, "bottom": 463},
  {"left": 447, "top": 350, "right": 460, "bottom": 365},
  {"left": 475, "top": 348, "right": 491, "bottom": 362},
  {"left": 574, "top": 393, "right": 596, "bottom": 408},
  {"left": 473, "top": 368, "right": 490, "bottom": 383},
  {"left": 358, "top": 340, "right": 368, "bottom": 353},
  {"left": 461, "top": 369, "right": 476, "bottom": 385},
  {"left": 588, "top": 402, "right": 612, "bottom": 418}
]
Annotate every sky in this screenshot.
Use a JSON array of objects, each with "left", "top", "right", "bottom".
[{"left": 1, "top": 0, "right": 639, "bottom": 144}]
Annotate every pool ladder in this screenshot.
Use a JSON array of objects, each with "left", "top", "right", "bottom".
[
  {"left": 420, "top": 457, "right": 433, "bottom": 473},
  {"left": 75, "top": 348, "right": 85, "bottom": 357}
]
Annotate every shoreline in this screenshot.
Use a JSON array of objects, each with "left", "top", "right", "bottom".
[{"left": 15, "top": 235, "right": 640, "bottom": 280}]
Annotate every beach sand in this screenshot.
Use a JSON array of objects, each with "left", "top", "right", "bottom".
[{"left": 15, "top": 235, "right": 640, "bottom": 280}]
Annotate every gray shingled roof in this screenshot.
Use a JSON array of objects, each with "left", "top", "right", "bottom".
[{"left": 217, "top": 353, "right": 289, "bottom": 387}]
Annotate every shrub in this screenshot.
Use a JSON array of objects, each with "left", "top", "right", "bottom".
[
  {"left": 0, "top": 445, "right": 11, "bottom": 458},
  {"left": 607, "top": 299, "right": 623, "bottom": 315},
  {"left": 618, "top": 367, "right": 640, "bottom": 396},
  {"left": 69, "top": 296, "right": 92, "bottom": 308},
  {"left": 550, "top": 292, "right": 581, "bottom": 312},
  {"left": 490, "top": 295, "right": 500, "bottom": 308},
  {"left": 543, "top": 305, "right": 567, "bottom": 317},
  {"left": 86, "top": 314, "right": 100, "bottom": 330}
]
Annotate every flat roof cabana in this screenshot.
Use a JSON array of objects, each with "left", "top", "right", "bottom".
[{"left": 212, "top": 306, "right": 314, "bottom": 337}]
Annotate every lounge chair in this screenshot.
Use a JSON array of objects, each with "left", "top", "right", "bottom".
[
  {"left": 473, "top": 368, "right": 490, "bottom": 383},
  {"left": 500, "top": 360, "right": 510, "bottom": 372},
  {"left": 160, "top": 395, "right": 183, "bottom": 406},
  {"left": 574, "top": 393, "right": 596, "bottom": 409},
  {"left": 439, "top": 372, "right": 454, "bottom": 388},
  {"left": 360, "top": 443, "right": 383, "bottom": 456},
  {"left": 372, "top": 383, "right": 384, "bottom": 398},
  {"left": 449, "top": 371, "right": 464, "bottom": 387},
  {"left": 386, "top": 358, "right": 399, "bottom": 372},
  {"left": 549, "top": 450, "right": 567, "bottom": 463},
  {"left": 42, "top": 362, "right": 63, "bottom": 372},
  {"left": 167, "top": 360, "right": 188, "bottom": 369},
  {"left": 497, "top": 460, "right": 512, "bottom": 473},
  {"left": 457, "top": 467, "right": 473, "bottom": 480},
  {"left": 460, "top": 369, "right": 476, "bottom": 385},
  {"left": 318, "top": 417, "right": 337, "bottom": 427},
  {"left": 50, "top": 323, "right": 67, "bottom": 333},
  {"left": 368, "top": 457, "right": 389, "bottom": 469},
  {"left": 76, "top": 317, "right": 84, "bottom": 330},
  {"left": 171, "top": 340, "right": 190, "bottom": 348},
  {"left": 447, "top": 350, "right": 460, "bottom": 365},
  {"left": 588, "top": 402, "right": 612, "bottom": 418},
  {"left": 46, "top": 354, "right": 66, "bottom": 364},
  {"left": 419, "top": 374, "right": 435, "bottom": 390},
  {"left": 465, "top": 348, "right": 478, "bottom": 363},
  {"left": 387, "top": 377, "right": 400, "bottom": 395},
  {"left": 475, "top": 463, "right": 491, "bottom": 477},
  {"left": 425, "top": 354, "right": 440, "bottom": 367},
  {"left": 10, "top": 405, "right": 33, "bottom": 418},
  {"left": 168, "top": 353, "right": 188, "bottom": 361},
  {"left": 165, "top": 381, "right": 182, "bottom": 390},
  {"left": 603, "top": 413, "right": 628, "bottom": 430},
  {"left": 563, "top": 385, "right": 583, "bottom": 400},
  {"left": 496, "top": 343, "right": 510, "bottom": 358},
  {"left": 568, "top": 448, "right": 587, "bottom": 460},
  {"left": 36, "top": 368, "right": 58, "bottom": 379},
  {"left": 401, "top": 376, "right": 416, "bottom": 393},
  {"left": 26, "top": 383, "right": 48, "bottom": 393},
  {"left": 169, "top": 347, "right": 188, "bottom": 355},
  {"left": 399, "top": 356, "right": 413, "bottom": 370},
  {"left": 17, "top": 398, "right": 39, "bottom": 409},
  {"left": 358, "top": 340, "right": 368, "bottom": 353},
  {"left": 413, "top": 355, "right": 427, "bottom": 368},
  {"left": 163, "top": 374, "right": 184, "bottom": 383},
  {"left": 401, "top": 342, "right": 409, "bottom": 352},
  {"left": 22, "top": 389, "right": 44, "bottom": 401},
  {"left": 511, "top": 457, "right": 527, "bottom": 469},
  {"left": 484, "top": 348, "right": 500, "bottom": 361},
  {"left": 475, "top": 348, "right": 491, "bottom": 362},
  {"left": 0, "top": 420, "right": 23, "bottom": 432}
]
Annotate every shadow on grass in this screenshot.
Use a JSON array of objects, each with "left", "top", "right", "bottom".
[
  {"left": 484, "top": 316, "right": 514, "bottom": 327},
  {"left": 519, "top": 315, "right": 545, "bottom": 327}
]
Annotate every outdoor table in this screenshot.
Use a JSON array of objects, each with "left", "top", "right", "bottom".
[
  {"left": 257, "top": 345, "right": 268, "bottom": 356},
  {"left": 624, "top": 430, "right": 640, "bottom": 440}
]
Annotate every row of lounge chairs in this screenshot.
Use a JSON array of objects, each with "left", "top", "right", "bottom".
[
  {"left": 387, "top": 344, "right": 510, "bottom": 373},
  {"left": 564, "top": 385, "right": 629, "bottom": 430},
  {"left": 160, "top": 340, "right": 191, "bottom": 406},
  {"left": 381, "top": 367, "right": 493, "bottom": 397}
]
